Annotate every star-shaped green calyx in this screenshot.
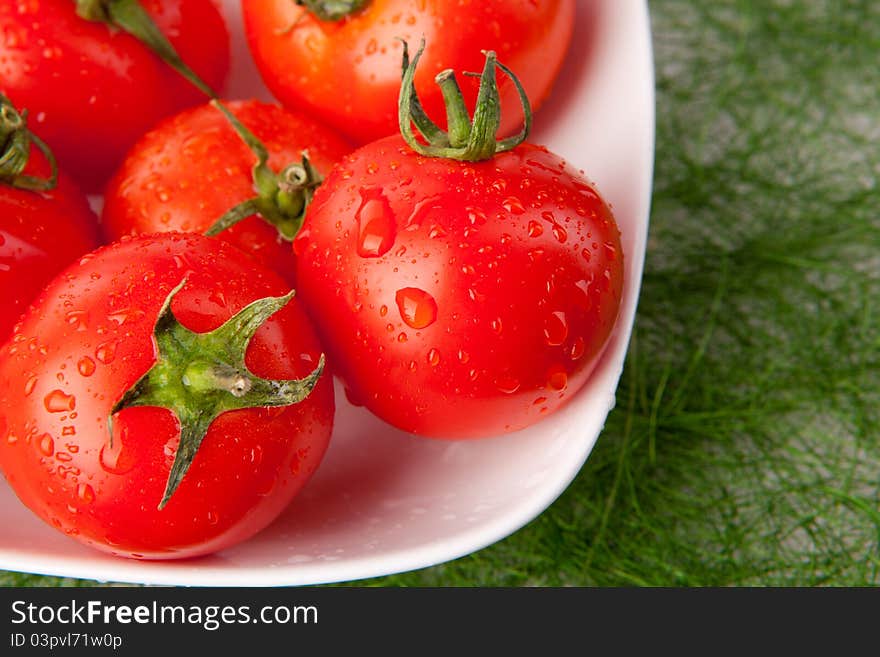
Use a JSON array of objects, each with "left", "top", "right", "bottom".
[{"left": 109, "top": 280, "right": 325, "bottom": 509}]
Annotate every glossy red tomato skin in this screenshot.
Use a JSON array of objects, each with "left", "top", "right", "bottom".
[
  {"left": 0, "top": 233, "right": 334, "bottom": 559},
  {"left": 0, "top": 153, "right": 100, "bottom": 344},
  {"left": 295, "top": 136, "right": 623, "bottom": 438},
  {"left": 242, "top": 0, "right": 575, "bottom": 145},
  {"left": 102, "top": 100, "right": 352, "bottom": 284},
  {"left": 0, "top": 0, "right": 230, "bottom": 192}
]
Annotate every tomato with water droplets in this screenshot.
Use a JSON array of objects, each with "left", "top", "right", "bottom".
[
  {"left": 102, "top": 100, "right": 351, "bottom": 283},
  {"left": 295, "top": 136, "right": 623, "bottom": 437},
  {"left": 0, "top": 233, "right": 334, "bottom": 559},
  {"left": 242, "top": 0, "right": 575, "bottom": 145},
  {"left": 0, "top": 0, "right": 230, "bottom": 192},
  {"left": 0, "top": 97, "right": 100, "bottom": 343}
]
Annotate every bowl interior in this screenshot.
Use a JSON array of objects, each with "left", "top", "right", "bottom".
[{"left": 0, "top": 0, "right": 654, "bottom": 585}]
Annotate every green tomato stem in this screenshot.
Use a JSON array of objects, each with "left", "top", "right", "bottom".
[
  {"left": 398, "top": 41, "right": 533, "bottom": 162},
  {"left": 0, "top": 94, "right": 58, "bottom": 192},
  {"left": 74, "top": 0, "right": 217, "bottom": 98},
  {"left": 206, "top": 101, "right": 322, "bottom": 242},
  {"left": 110, "top": 279, "right": 325, "bottom": 509},
  {"left": 295, "top": 0, "right": 369, "bottom": 22}
]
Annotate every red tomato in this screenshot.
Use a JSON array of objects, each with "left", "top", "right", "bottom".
[
  {"left": 0, "top": 0, "right": 230, "bottom": 192},
  {"left": 295, "top": 136, "right": 623, "bottom": 438},
  {"left": 102, "top": 100, "right": 352, "bottom": 284},
  {"left": 242, "top": 0, "right": 575, "bottom": 145},
  {"left": 0, "top": 106, "right": 100, "bottom": 343},
  {"left": 0, "top": 233, "right": 334, "bottom": 559}
]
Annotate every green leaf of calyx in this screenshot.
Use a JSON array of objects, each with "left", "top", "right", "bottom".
[
  {"left": 110, "top": 279, "right": 325, "bottom": 510},
  {"left": 0, "top": 94, "right": 58, "bottom": 192}
]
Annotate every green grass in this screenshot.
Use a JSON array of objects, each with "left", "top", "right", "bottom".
[{"left": 4, "top": 0, "right": 879, "bottom": 587}]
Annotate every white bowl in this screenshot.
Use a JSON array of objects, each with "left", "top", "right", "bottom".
[{"left": 0, "top": 0, "right": 654, "bottom": 586}]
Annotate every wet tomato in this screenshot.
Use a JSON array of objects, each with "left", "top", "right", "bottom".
[
  {"left": 102, "top": 99, "right": 351, "bottom": 284},
  {"left": 294, "top": 136, "right": 623, "bottom": 438},
  {"left": 242, "top": 0, "right": 575, "bottom": 145},
  {"left": 0, "top": 95, "right": 100, "bottom": 343},
  {"left": 0, "top": 233, "right": 334, "bottom": 559},
  {"left": 0, "top": 0, "right": 230, "bottom": 192}
]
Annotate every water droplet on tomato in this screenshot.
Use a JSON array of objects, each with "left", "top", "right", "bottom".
[
  {"left": 100, "top": 431, "right": 136, "bottom": 475},
  {"left": 207, "top": 510, "right": 219, "bottom": 525},
  {"left": 95, "top": 341, "right": 118, "bottom": 364},
  {"left": 395, "top": 287, "right": 438, "bottom": 329},
  {"left": 528, "top": 221, "right": 543, "bottom": 238},
  {"left": 458, "top": 349, "right": 470, "bottom": 364},
  {"left": 490, "top": 318, "right": 503, "bottom": 335},
  {"left": 44, "top": 390, "right": 75, "bottom": 413},
  {"left": 547, "top": 366, "right": 568, "bottom": 391},
  {"left": 76, "top": 483, "right": 95, "bottom": 505},
  {"left": 61, "top": 426, "right": 75, "bottom": 437},
  {"left": 64, "top": 310, "right": 88, "bottom": 331},
  {"left": 570, "top": 337, "right": 586, "bottom": 361},
  {"left": 544, "top": 311, "right": 569, "bottom": 346},
  {"left": 552, "top": 224, "right": 568, "bottom": 243},
  {"left": 502, "top": 197, "right": 526, "bottom": 215},
  {"left": 379, "top": 305, "right": 388, "bottom": 317},
  {"left": 77, "top": 357, "right": 96, "bottom": 377},
  {"left": 495, "top": 374, "right": 521, "bottom": 394},
  {"left": 604, "top": 242, "right": 618, "bottom": 260},
  {"left": 37, "top": 433, "right": 54, "bottom": 457},
  {"left": 574, "top": 279, "right": 593, "bottom": 311},
  {"left": 426, "top": 348, "right": 441, "bottom": 367},
  {"left": 24, "top": 375, "right": 37, "bottom": 396},
  {"left": 356, "top": 191, "right": 395, "bottom": 258}
]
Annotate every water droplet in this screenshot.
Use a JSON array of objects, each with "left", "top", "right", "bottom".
[
  {"left": 100, "top": 433, "right": 136, "bottom": 475},
  {"left": 61, "top": 426, "right": 76, "bottom": 437},
  {"left": 604, "top": 242, "right": 618, "bottom": 260},
  {"left": 458, "top": 349, "right": 470, "bottom": 364},
  {"left": 77, "top": 357, "right": 96, "bottom": 377},
  {"left": 495, "top": 374, "right": 521, "bottom": 394},
  {"left": 397, "top": 332, "right": 408, "bottom": 343},
  {"left": 555, "top": 333, "right": 579, "bottom": 365},
  {"left": 547, "top": 366, "right": 568, "bottom": 391},
  {"left": 64, "top": 310, "right": 88, "bottom": 331},
  {"left": 395, "top": 288, "right": 438, "bottom": 329},
  {"left": 44, "top": 390, "right": 75, "bottom": 413},
  {"left": 528, "top": 221, "right": 543, "bottom": 237},
  {"left": 552, "top": 224, "right": 568, "bottom": 243},
  {"left": 106, "top": 308, "right": 145, "bottom": 326},
  {"left": 544, "top": 311, "right": 569, "bottom": 346},
  {"left": 95, "top": 341, "right": 118, "bottom": 364},
  {"left": 502, "top": 197, "right": 526, "bottom": 215},
  {"left": 24, "top": 375, "right": 37, "bottom": 396},
  {"left": 76, "top": 483, "right": 95, "bottom": 504},
  {"left": 249, "top": 445, "right": 263, "bottom": 466},
  {"left": 426, "top": 348, "right": 441, "bottom": 367},
  {"left": 37, "top": 433, "right": 54, "bottom": 457},
  {"left": 574, "top": 279, "right": 593, "bottom": 311},
  {"left": 491, "top": 318, "right": 503, "bottom": 334},
  {"left": 356, "top": 191, "right": 396, "bottom": 258},
  {"left": 207, "top": 510, "right": 219, "bottom": 525},
  {"left": 6, "top": 433, "right": 18, "bottom": 445},
  {"left": 379, "top": 305, "right": 388, "bottom": 317},
  {"left": 581, "top": 248, "right": 592, "bottom": 262}
]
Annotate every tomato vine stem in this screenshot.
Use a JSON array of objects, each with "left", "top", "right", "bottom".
[
  {"left": 398, "top": 41, "right": 533, "bottom": 162},
  {"left": 294, "top": 0, "right": 369, "bottom": 22},
  {"left": 74, "top": 0, "right": 217, "bottom": 98},
  {"left": 0, "top": 94, "right": 58, "bottom": 192},
  {"left": 204, "top": 101, "right": 324, "bottom": 242}
]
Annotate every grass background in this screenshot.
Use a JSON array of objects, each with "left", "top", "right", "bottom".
[{"left": 5, "top": 0, "right": 879, "bottom": 587}]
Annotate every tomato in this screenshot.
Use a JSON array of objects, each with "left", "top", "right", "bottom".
[
  {"left": 294, "top": 136, "right": 623, "bottom": 438},
  {"left": 242, "top": 0, "right": 575, "bottom": 145},
  {"left": 102, "top": 100, "right": 352, "bottom": 284},
  {"left": 0, "top": 96, "right": 100, "bottom": 343},
  {"left": 0, "top": 0, "right": 230, "bottom": 192},
  {"left": 0, "top": 233, "right": 334, "bottom": 559}
]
